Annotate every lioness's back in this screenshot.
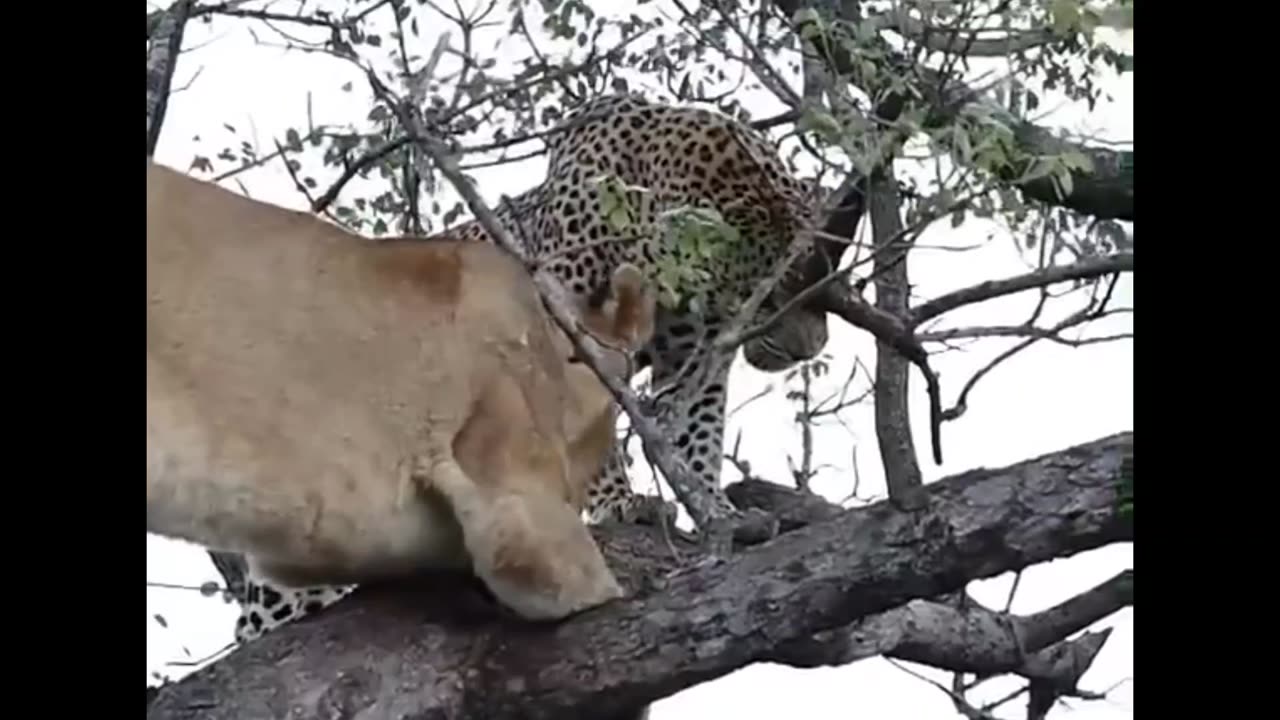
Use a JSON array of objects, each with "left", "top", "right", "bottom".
[
  {"left": 146, "top": 162, "right": 560, "bottom": 562},
  {"left": 146, "top": 162, "right": 537, "bottom": 313}
]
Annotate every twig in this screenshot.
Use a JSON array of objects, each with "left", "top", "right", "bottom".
[
  {"left": 888, "top": 658, "right": 1000, "bottom": 720},
  {"left": 311, "top": 136, "right": 412, "bottom": 213},
  {"left": 271, "top": 139, "right": 328, "bottom": 221},
  {"left": 941, "top": 275, "right": 1123, "bottom": 423},
  {"left": 310, "top": 28, "right": 650, "bottom": 215},
  {"left": 918, "top": 315, "right": 1133, "bottom": 345}
]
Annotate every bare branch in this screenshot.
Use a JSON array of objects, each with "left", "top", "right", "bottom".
[
  {"left": 308, "top": 29, "right": 649, "bottom": 216},
  {"left": 918, "top": 316, "right": 1133, "bottom": 345},
  {"left": 940, "top": 275, "right": 1124, "bottom": 423},
  {"left": 148, "top": 433, "right": 1133, "bottom": 720},
  {"left": 201, "top": 5, "right": 348, "bottom": 30},
  {"left": 910, "top": 253, "right": 1134, "bottom": 327},
  {"left": 867, "top": 9, "right": 1061, "bottom": 57}
]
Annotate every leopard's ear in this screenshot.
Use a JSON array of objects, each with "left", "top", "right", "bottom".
[{"left": 605, "top": 263, "right": 656, "bottom": 351}]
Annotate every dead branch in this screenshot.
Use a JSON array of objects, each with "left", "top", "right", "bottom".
[
  {"left": 147, "top": 432, "right": 1132, "bottom": 720},
  {"left": 910, "top": 253, "right": 1135, "bottom": 327}
]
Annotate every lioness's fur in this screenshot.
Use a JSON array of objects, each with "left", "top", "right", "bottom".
[{"left": 146, "top": 161, "right": 655, "bottom": 620}]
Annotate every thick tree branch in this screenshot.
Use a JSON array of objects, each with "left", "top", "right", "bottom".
[
  {"left": 725, "top": 482, "right": 1132, "bottom": 681},
  {"left": 148, "top": 432, "right": 1132, "bottom": 720}
]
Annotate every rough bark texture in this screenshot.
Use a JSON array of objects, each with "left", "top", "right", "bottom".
[
  {"left": 145, "top": 0, "right": 192, "bottom": 157},
  {"left": 148, "top": 432, "right": 1131, "bottom": 720},
  {"left": 867, "top": 168, "right": 924, "bottom": 498}
]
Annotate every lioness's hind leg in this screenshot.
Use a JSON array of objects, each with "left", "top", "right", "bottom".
[{"left": 425, "top": 457, "right": 623, "bottom": 621}]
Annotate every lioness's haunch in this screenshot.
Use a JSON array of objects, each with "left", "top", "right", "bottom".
[{"left": 146, "top": 161, "right": 656, "bottom": 621}]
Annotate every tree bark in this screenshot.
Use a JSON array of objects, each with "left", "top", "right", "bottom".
[
  {"left": 867, "top": 167, "right": 924, "bottom": 497},
  {"left": 148, "top": 432, "right": 1131, "bottom": 720},
  {"left": 146, "top": 0, "right": 193, "bottom": 158}
]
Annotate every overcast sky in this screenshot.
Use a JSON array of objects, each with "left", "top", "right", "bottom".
[{"left": 147, "top": 3, "right": 1133, "bottom": 717}]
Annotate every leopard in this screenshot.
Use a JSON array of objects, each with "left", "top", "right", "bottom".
[{"left": 221, "top": 93, "right": 834, "bottom": 645}]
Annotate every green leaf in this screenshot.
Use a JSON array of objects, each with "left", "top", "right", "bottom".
[
  {"left": 1099, "top": 1, "right": 1134, "bottom": 30},
  {"left": 1050, "top": 0, "right": 1082, "bottom": 35},
  {"left": 607, "top": 206, "right": 630, "bottom": 232},
  {"left": 1060, "top": 149, "right": 1095, "bottom": 174},
  {"left": 1018, "top": 157, "right": 1059, "bottom": 184},
  {"left": 798, "top": 108, "right": 843, "bottom": 141}
]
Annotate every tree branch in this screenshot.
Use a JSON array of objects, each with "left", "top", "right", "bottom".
[
  {"left": 784, "top": 0, "right": 1134, "bottom": 221},
  {"left": 725, "top": 481, "right": 1132, "bottom": 681},
  {"left": 148, "top": 432, "right": 1132, "bottom": 720},
  {"left": 910, "top": 253, "right": 1134, "bottom": 327},
  {"left": 867, "top": 166, "right": 925, "bottom": 499},
  {"left": 866, "top": 8, "right": 1061, "bottom": 57},
  {"left": 146, "top": 0, "right": 194, "bottom": 157},
  {"left": 814, "top": 282, "right": 946, "bottom": 465}
]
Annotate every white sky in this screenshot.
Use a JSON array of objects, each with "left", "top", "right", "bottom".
[{"left": 147, "top": 2, "right": 1133, "bottom": 717}]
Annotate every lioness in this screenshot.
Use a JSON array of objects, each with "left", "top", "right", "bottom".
[{"left": 146, "top": 161, "right": 655, "bottom": 621}]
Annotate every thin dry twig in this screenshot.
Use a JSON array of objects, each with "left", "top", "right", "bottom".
[{"left": 941, "top": 273, "right": 1124, "bottom": 422}]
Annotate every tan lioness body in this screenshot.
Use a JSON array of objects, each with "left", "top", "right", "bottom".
[{"left": 146, "top": 161, "right": 655, "bottom": 620}]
